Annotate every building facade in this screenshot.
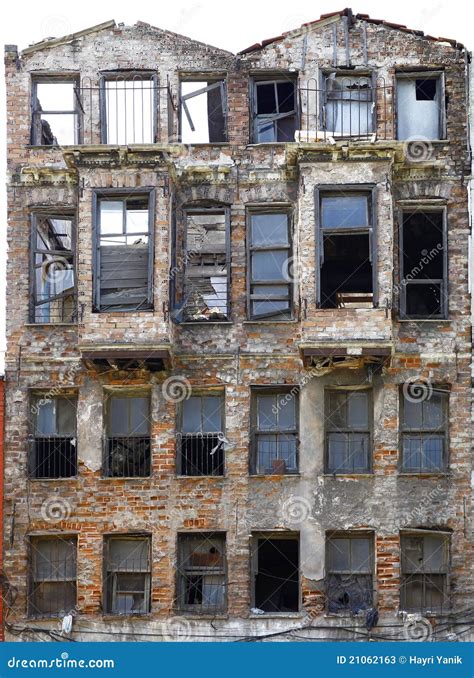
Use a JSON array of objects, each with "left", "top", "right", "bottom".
[{"left": 3, "top": 9, "right": 473, "bottom": 641}]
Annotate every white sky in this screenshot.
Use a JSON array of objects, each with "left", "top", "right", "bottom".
[{"left": 1, "top": 0, "right": 473, "bottom": 371}]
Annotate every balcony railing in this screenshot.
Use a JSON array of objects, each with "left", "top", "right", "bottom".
[
  {"left": 104, "top": 436, "right": 151, "bottom": 477},
  {"left": 177, "top": 432, "right": 225, "bottom": 476},
  {"left": 29, "top": 436, "right": 77, "bottom": 478}
]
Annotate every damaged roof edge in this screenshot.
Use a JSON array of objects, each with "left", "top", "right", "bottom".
[
  {"left": 238, "top": 8, "right": 465, "bottom": 55},
  {"left": 21, "top": 19, "right": 117, "bottom": 55}
]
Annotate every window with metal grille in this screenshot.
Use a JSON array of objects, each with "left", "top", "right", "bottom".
[
  {"left": 252, "top": 534, "right": 299, "bottom": 613},
  {"left": 400, "top": 532, "right": 449, "bottom": 612},
  {"left": 252, "top": 78, "right": 297, "bottom": 142},
  {"left": 248, "top": 211, "right": 293, "bottom": 320},
  {"left": 177, "top": 533, "right": 226, "bottom": 614},
  {"left": 104, "top": 394, "right": 151, "bottom": 477},
  {"left": 251, "top": 389, "right": 298, "bottom": 475},
  {"left": 400, "top": 388, "right": 447, "bottom": 472},
  {"left": 325, "top": 390, "right": 372, "bottom": 473},
  {"left": 93, "top": 191, "right": 154, "bottom": 312},
  {"left": 104, "top": 536, "right": 151, "bottom": 615},
  {"left": 178, "top": 394, "right": 224, "bottom": 476},
  {"left": 30, "top": 213, "right": 76, "bottom": 323},
  {"left": 29, "top": 537, "right": 77, "bottom": 617},
  {"left": 399, "top": 209, "right": 447, "bottom": 319},
  {"left": 100, "top": 73, "right": 157, "bottom": 144},
  {"left": 326, "top": 533, "right": 373, "bottom": 613},
  {"left": 30, "top": 77, "right": 81, "bottom": 145},
  {"left": 316, "top": 188, "right": 376, "bottom": 309},
  {"left": 179, "top": 78, "right": 227, "bottom": 143},
  {"left": 29, "top": 395, "right": 77, "bottom": 478},
  {"left": 323, "top": 73, "right": 374, "bottom": 137}
]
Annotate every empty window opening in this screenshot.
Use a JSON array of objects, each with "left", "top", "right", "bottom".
[
  {"left": 178, "top": 534, "right": 226, "bottom": 613},
  {"left": 400, "top": 210, "right": 446, "bottom": 319},
  {"left": 400, "top": 532, "right": 449, "bottom": 613},
  {"left": 29, "top": 537, "right": 76, "bottom": 617},
  {"left": 253, "top": 79, "right": 297, "bottom": 142},
  {"left": 94, "top": 193, "right": 153, "bottom": 312},
  {"left": 177, "top": 208, "right": 229, "bottom": 321},
  {"left": 31, "top": 78, "right": 80, "bottom": 145},
  {"left": 104, "top": 537, "right": 151, "bottom": 615},
  {"left": 318, "top": 192, "right": 374, "bottom": 309},
  {"left": 326, "top": 534, "right": 373, "bottom": 613},
  {"left": 252, "top": 389, "right": 298, "bottom": 475},
  {"left": 253, "top": 536, "right": 299, "bottom": 613},
  {"left": 104, "top": 394, "right": 151, "bottom": 477},
  {"left": 178, "top": 394, "right": 224, "bottom": 476},
  {"left": 29, "top": 395, "right": 77, "bottom": 478},
  {"left": 324, "top": 74, "right": 374, "bottom": 137},
  {"left": 396, "top": 73, "right": 444, "bottom": 140},
  {"left": 180, "top": 80, "right": 227, "bottom": 143},
  {"left": 248, "top": 211, "right": 292, "bottom": 320},
  {"left": 401, "top": 387, "right": 447, "bottom": 472},
  {"left": 102, "top": 74, "right": 156, "bottom": 144},
  {"left": 325, "top": 390, "right": 371, "bottom": 473},
  {"left": 31, "top": 213, "right": 76, "bottom": 323}
]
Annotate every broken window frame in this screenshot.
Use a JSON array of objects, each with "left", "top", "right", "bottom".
[
  {"left": 30, "top": 210, "right": 77, "bottom": 324},
  {"left": 325, "top": 532, "right": 374, "bottom": 614},
  {"left": 177, "top": 391, "right": 225, "bottom": 477},
  {"left": 28, "top": 536, "right": 77, "bottom": 618},
  {"left": 173, "top": 205, "right": 231, "bottom": 323},
  {"left": 103, "top": 390, "right": 152, "bottom": 478},
  {"left": 398, "top": 206, "right": 448, "bottom": 320},
  {"left": 400, "top": 530, "right": 450, "bottom": 613},
  {"left": 251, "top": 532, "right": 300, "bottom": 614},
  {"left": 92, "top": 188, "right": 155, "bottom": 313},
  {"left": 400, "top": 386, "right": 448, "bottom": 473},
  {"left": 29, "top": 392, "right": 78, "bottom": 479},
  {"left": 325, "top": 388, "right": 373, "bottom": 474},
  {"left": 103, "top": 535, "right": 151, "bottom": 616},
  {"left": 396, "top": 71, "right": 446, "bottom": 141},
  {"left": 321, "top": 70, "right": 376, "bottom": 138},
  {"left": 314, "top": 185, "right": 378, "bottom": 309},
  {"left": 250, "top": 386, "right": 299, "bottom": 475},
  {"left": 179, "top": 75, "right": 228, "bottom": 143},
  {"left": 99, "top": 71, "right": 159, "bottom": 145},
  {"left": 251, "top": 75, "right": 299, "bottom": 143},
  {"left": 247, "top": 207, "right": 294, "bottom": 321},
  {"left": 30, "top": 74, "right": 82, "bottom": 146},
  {"left": 177, "top": 532, "right": 227, "bottom": 614}
]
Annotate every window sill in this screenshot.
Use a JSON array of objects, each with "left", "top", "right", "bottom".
[
  {"left": 178, "top": 321, "right": 233, "bottom": 326},
  {"left": 93, "top": 309, "right": 154, "bottom": 315},
  {"left": 249, "top": 611, "right": 303, "bottom": 619},
  {"left": 100, "top": 476, "right": 153, "bottom": 481},
  {"left": 397, "top": 318, "right": 450, "bottom": 323},
  {"left": 249, "top": 473, "right": 300, "bottom": 478},
  {"left": 24, "top": 323, "right": 77, "bottom": 327},
  {"left": 398, "top": 472, "right": 449, "bottom": 477},
  {"left": 102, "top": 613, "right": 151, "bottom": 620},
  {"left": 29, "top": 476, "right": 79, "bottom": 482},
  {"left": 323, "top": 473, "right": 373, "bottom": 478},
  {"left": 176, "top": 612, "right": 229, "bottom": 619},
  {"left": 243, "top": 319, "right": 297, "bottom": 325},
  {"left": 176, "top": 474, "right": 226, "bottom": 480}
]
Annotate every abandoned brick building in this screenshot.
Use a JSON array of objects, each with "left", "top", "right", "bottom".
[{"left": 3, "top": 9, "right": 474, "bottom": 641}]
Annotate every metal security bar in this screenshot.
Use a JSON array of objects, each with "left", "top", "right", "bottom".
[
  {"left": 104, "top": 436, "right": 151, "bottom": 477},
  {"left": 177, "top": 432, "right": 225, "bottom": 476},
  {"left": 29, "top": 436, "right": 77, "bottom": 478},
  {"left": 298, "top": 77, "right": 393, "bottom": 142}
]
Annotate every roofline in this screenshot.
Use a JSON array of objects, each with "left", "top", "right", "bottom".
[{"left": 135, "top": 20, "right": 234, "bottom": 56}]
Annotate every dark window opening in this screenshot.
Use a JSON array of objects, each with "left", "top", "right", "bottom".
[
  {"left": 102, "top": 74, "right": 157, "bottom": 144},
  {"left": 31, "top": 214, "right": 76, "bottom": 323},
  {"left": 251, "top": 389, "right": 298, "bottom": 474},
  {"left": 324, "top": 74, "right": 374, "bottom": 137},
  {"left": 175, "top": 208, "right": 229, "bottom": 321},
  {"left": 400, "top": 210, "right": 446, "bottom": 319},
  {"left": 31, "top": 78, "right": 80, "bottom": 146},
  {"left": 400, "top": 532, "right": 449, "bottom": 613},
  {"left": 318, "top": 193, "right": 374, "bottom": 309},
  {"left": 178, "top": 534, "right": 226, "bottom": 613},
  {"left": 253, "top": 536, "right": 299, "bottom": 613},
  {"left": 325, "top": 390, "right": 371, "bottom": 473},
  {"left": 94, "top": 193, "right": 153, "bottom": 312},
  {"left": 416, "top": 78, "right": 437, "bottom": 101},
  {"left": 178, "top": 395, "right": 224, "bottom": 476},
  {"left": 104, "top": 394, "right": 151, "bottom": 477},
  {"left": 326, "top": 534, "right": 373, "bottom": 613},
  {"left": 180, "top": 80, "right": 227, "bottom": 143},
  {"left": 397, "top": 73, "right": 443, "bottom": 140},
  {"left": 253, "top": 79, "right": 297, "bottom": 142},
  {"left": 29, "top": 537, "right": 76, "bottom": 617},
  {"left": 104, "top": 537, "right": 151, "bottom": 615},
  {"left": 401, "top": 388, "right": 447, "bottom": 472},
  {"left": 29, "top": 395, "right": 77, "bottom": 478},
  {"left": 248, "top": 212, "right": 292, "bottom": 320}
]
